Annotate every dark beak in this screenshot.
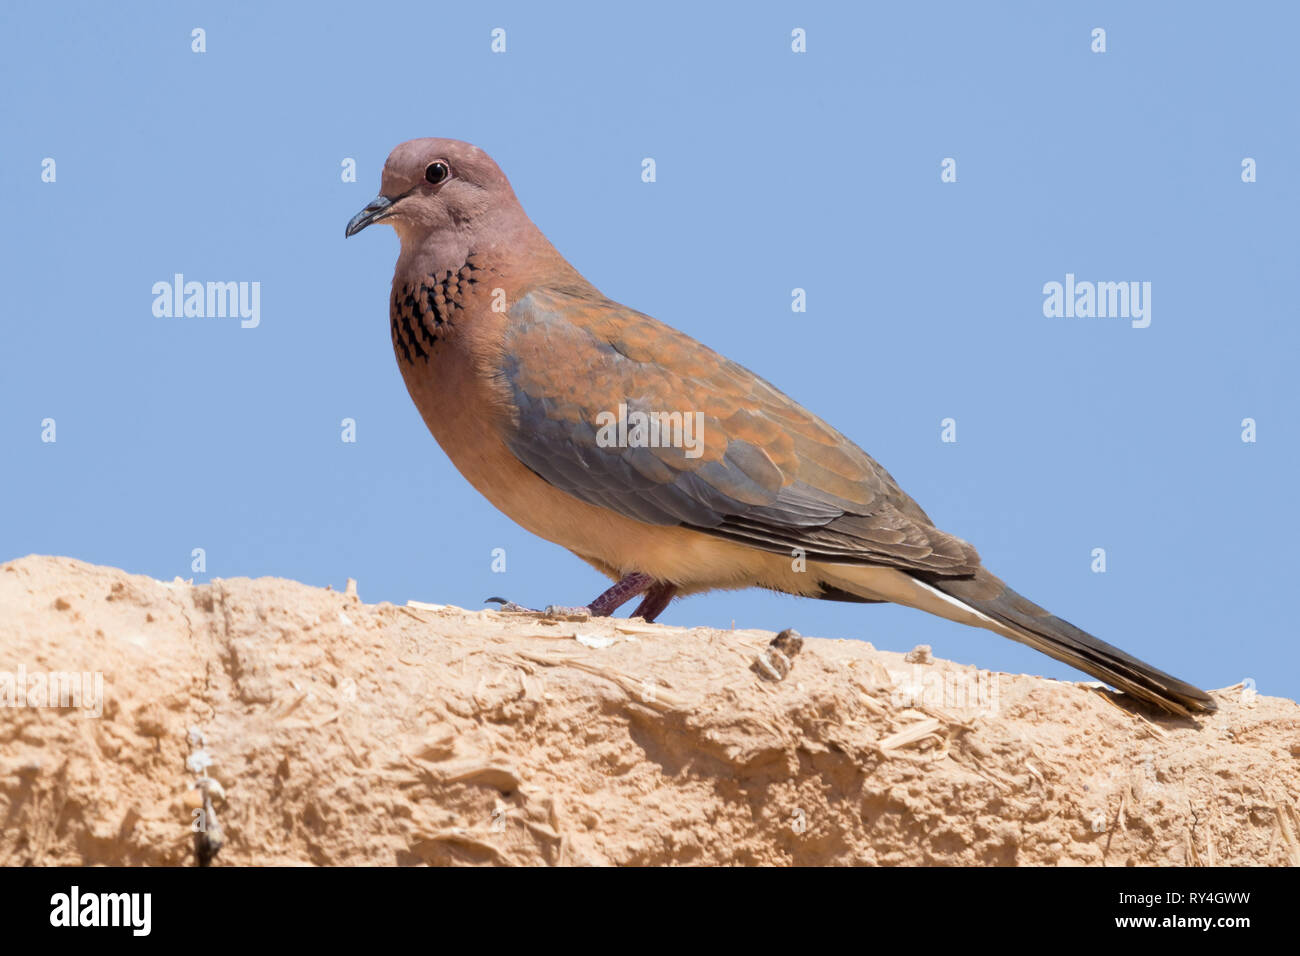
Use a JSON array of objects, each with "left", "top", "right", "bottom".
[{"left": 345, "top": 195, "right": 396, "bottom": 237}]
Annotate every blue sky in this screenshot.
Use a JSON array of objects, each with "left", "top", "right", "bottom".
[{"left": 2, "top": 2, "right": 1295, "bottom": 702}]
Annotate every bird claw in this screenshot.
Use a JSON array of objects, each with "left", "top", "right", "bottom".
[
  {"left": 543, "top": 604, "right": 592, "bottom": 620},
  {"left": 484, "top": 597, "right": 591, "bottom": 620},
  {"left": 484, "top": 596, "right": 534, "bottom": 613}
]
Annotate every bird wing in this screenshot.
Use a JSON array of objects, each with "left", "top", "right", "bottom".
[{"left": 497, "top": 288, "right": 979, "bottom": 576}]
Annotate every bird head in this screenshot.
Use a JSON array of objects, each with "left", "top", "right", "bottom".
[{"left": 345, "top": 138, "right": 516, "bottom": 244}]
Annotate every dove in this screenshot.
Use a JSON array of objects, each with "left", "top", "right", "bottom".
[{"left": 346, "top": 138, "right": 1216, "bottom": 716}]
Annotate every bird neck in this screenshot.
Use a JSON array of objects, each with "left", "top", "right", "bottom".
[{"left": 394, "top": 207, "right": 592, "bottom": 299}]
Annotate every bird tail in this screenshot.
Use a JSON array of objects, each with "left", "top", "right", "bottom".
[
  {"left": 817, "top": 564, "right": 1217, "bottom": 716},
  {"left": 924, "top": 569, "right": 1216, "bottom": 716}
]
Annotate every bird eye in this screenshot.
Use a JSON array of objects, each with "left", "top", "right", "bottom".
[{"left": 425, "top": 162, "right": 450, "bottom": 185}]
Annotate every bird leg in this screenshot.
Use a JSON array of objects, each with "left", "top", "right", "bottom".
[
  {"left": 629, "top": 582, "right": 677, "bottom": 623},
  {"left": 486, "top": 571, "right": 654, "bottom": 619},
  {"left": 587, "top": 572, "right": 654, "bottom": 616}
]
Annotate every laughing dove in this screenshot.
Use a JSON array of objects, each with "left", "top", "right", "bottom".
[{"left": 346, "top": 138, "right": 1216, "bottom": 716}]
